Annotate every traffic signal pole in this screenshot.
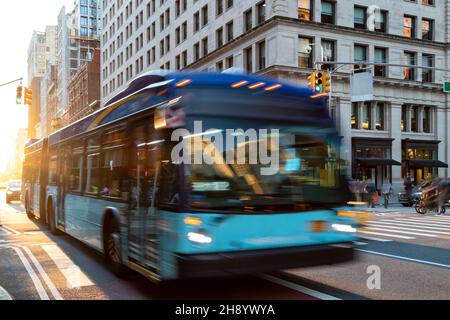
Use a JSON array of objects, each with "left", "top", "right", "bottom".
[{"left": 0, "top": 77, "right": 23, "bottom": 88}]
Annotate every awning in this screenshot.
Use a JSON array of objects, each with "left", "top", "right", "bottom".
[
  {"left": 408, "top": 160, "right": 448, "bottom": 168},
  {"left": 357, "top": 158, "right": 402, "bottom": 167}
]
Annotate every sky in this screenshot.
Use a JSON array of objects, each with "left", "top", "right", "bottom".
[{"left": 0, "top": 0, "right": 74, "bottom": 172}]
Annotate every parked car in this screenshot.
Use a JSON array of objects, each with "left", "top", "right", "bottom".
[{"left": 6, "top": 180, "right": 22, "bottom": 204}]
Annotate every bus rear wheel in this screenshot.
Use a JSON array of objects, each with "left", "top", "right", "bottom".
[
  {"left": 25, "top": 194, "right": 34, "bottom": 220},
  {"left": 104, "top": 218, "right": 126, "bottom": 278}
]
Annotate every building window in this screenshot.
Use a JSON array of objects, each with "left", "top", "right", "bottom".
[
  {"left": 321, "top": 39, "right": 335, "bottom": 71},
  {"left": 423, "top": 106, "right": 432, "bottom": 133},
  {"left": 374, "top": 47, "right": 387, "bottom": 77},
  {"left": 401, "top": 105, "right": 408, "bottom": 132},
  {"left": 298, "top": 37, "right": 313, "bottom": 68},
  {"left": 375, "top": 103, "right": 385, "bottom": 131},
  {"left": 422, "top": 54, "right": 434, "bottom": 83},
  {"left": 404, "top": 51, "right": 416, "bottom": 81},
  {"left": 194, "top": 12, "right": 200, "bottom": 32},
  {"left": 201, "top": 5, "right": 209, "bottom": 27},
  {"left": 354, "top": 44, "right": 367, "bottom": 72},
  {"left": 422, "top": 18, "right": 434, "bottom": 40},
  {"left": 245, "top": 46, "right": 253, "bottom": 73},
  {"left": 321, "top": 1, "right": 335, "bottom": 24},
  {"left": 375, "top": 10, "right": 387, "bottom": 33},
  {"left": 216, "top": 27, "right": 223, "bottom": 48},
  {"left": 256, "top": 1, "right": 266, "bottom": 25},
  {"left": 351, "top": 103, "right": 359, "bottom": 129},
  {"left": 411, "top": 106, "right": 419, "bottom": 132},
  {"left": 226, "top": 55, "right": 234, "bottom": 68},
  {"left": 216, "top": 0, "right": 223, "bottom": 16},
  {"left": 298, "top": 0, "right": 313, "bottom": 21},
  {"left": 404, "top": 15, "right": 416, "bottom": 38},
  {"left": 362, "top": 102, "right": 372, "bottom": 130},
  {"left": 226, "top": 21, "right": 234, "bottom": 42},
  {"left": 257, "top": 41, "right": 266, "bottom": 70},
  {"left": 244, "top": 9, "right": 253, "bottom": 32},
  {"left": 354, "top": 6, "right": 366, "bottom": 29},
  {"left": 201, "top": 37, "right": 208, "bottom": 57}
]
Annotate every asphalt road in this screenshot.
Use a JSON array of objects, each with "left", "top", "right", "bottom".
[{"left": 0, "top": 190, "right": 449, "bottom": 300}]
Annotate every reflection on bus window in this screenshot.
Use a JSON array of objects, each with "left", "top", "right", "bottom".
[{"left": 85, "top": 137, "right": 100, "bottom": 195}]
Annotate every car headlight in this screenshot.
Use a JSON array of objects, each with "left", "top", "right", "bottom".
[{"left": 332, "top": 224, "right": 357, "bottom": 233}]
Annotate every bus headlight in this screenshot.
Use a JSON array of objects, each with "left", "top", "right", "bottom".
[
  {"left": 332, "top": 224, "right": 357, "bottom": 233},
  {"left": 187, "top": 230, "right": 213, "bottom": 245}
]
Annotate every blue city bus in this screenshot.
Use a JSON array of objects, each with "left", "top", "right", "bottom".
[{"left": 22, "top": 71, "right": 359, "bottom": 281}]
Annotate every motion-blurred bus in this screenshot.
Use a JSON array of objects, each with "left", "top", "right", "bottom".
[{"left": 22, "top": 71, "right": 358, "bottom": 281}]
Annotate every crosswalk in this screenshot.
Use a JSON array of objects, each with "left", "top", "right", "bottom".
[{"left": 359, "top": 215, "right": 450, "bottom": 241}]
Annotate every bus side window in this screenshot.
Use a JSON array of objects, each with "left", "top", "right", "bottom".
[
  {"left": 158, "top": 161, "right": 180, "bottom": 208},
  {"left": 85, "top": 137, "right": 101, "bottom": 195},
  {"left": 70, "top": 142, "right": 84, "bottom": 193},
  {"left": 101, "top": 128, "right": 127, "bottom": 200}
]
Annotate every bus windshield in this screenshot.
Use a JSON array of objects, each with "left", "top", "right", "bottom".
[{"left": 184, "top": 124, "right": 349, "bottom": 213}]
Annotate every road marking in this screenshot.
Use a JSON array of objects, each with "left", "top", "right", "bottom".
[
  {"left": 394, "top": 218, "right": 450, "bottom": 227},
  {"left": 19, "top": 245, "right": 63, "bottom": 300},
  {"left": 367, "top": 224, "right": 450, "bottom": 236},
  {"left": 11, "top": 246, "right": 49, "bottom": 300},
  {"left": 373, "top": 221, "right": 450, "bottom": 231},
  {"left": 358, "top": 235, "right": 393, "bottom": 242},
  {"left": 366, "top": 227, "right": 440, "bottom": 238},
  {"left": 0, "top": 285, "right": 13, "bottom": 300},
  {"left": 353, "top": 241, "right": 368, "bottom": 246},
  {"left": 0, "top": 225, "right": 21, "bottom": 235},
  {"left": 0, "top": 226, "right": 11, "bottom": 235},
  {"left": 356, "top": 249, "right": 450, "bottom": 269},
  {"left": 260, "top": 274, "right": 341, "bottom": 301},
  {"left": 42, "top": 244, "right": 94, "bottom": 289},
  {"left": 385, "top": 218, "right": 450, "bottom": 228},
  {"left": 359, "top": 231, "right": 415, "bottom": 240}
]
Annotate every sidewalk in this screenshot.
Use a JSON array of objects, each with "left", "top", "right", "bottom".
[{"left": 353, "top": 203, "right": 415, "bottom": 214}]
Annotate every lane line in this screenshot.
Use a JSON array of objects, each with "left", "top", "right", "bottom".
[
  {"left": 20, "top": 245, "right": 64, "bottom": 300},
  {"left": 11, "top": 246, "right": 49, "bottom": 300},
  {"left": 367, "top": 224, "right": 450, "bottom": 236},
  {"left": 382, "top": 219, "right": 450, "bottom": 229},
  {"left": 260, "top": 274, "right": 341, "bottom": 301},
  {"left": 41, "top": 244, "right": 94, "bottom": 289},
  {"left": 0, "top": 285, "right": 13, "bottom": 300},
  {"left": 1, "top": 225, "right": 21, "bottom": 235},
  {"left": 366, "top": 227, "right": 440, "bottom": 238},
  {"left": 356, "top": 249, "right": 450, "bottom": 269},
  {"left": 358, "top": 236, "right": 393, "bottom": 242},
  {"left": 372, "top": 221, "right": 450, "bottom": 231},
  {"left": 358, "top": 231, "right": 415, "bottom": 240},
  {"left": 0, "top": 226, "right": 11, "bottom": 236}
]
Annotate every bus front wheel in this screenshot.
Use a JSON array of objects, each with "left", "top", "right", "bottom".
[{"left": 104, "top": 218, "right": 126, "bottom": 278}]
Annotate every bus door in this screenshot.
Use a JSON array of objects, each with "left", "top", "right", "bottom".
[
  {"left": 58, "top": 146, "right": 70, "bottom": 227},
  {"left": 128, "top": 125, "right": 161, "bottom": 273}
]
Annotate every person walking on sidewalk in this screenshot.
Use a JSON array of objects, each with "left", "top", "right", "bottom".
[{"left": 366, "top": 183, "right": 377, "bottom": 209}]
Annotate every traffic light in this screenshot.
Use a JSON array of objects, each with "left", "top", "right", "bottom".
[
  {"left": 323, "top": 72, "right": 331, "bottom": 94},
  {"left": 24, "top": 87, "right": 33, "bottom": 105},
  {"left": 307, "top": 72, "right": 317, "bottom": 90},
  {"left": 16, "top": 86, "right": 23, "bottom": 105},
  {"left": 315, "top": 71, "right": 324, "bottom": 93}
]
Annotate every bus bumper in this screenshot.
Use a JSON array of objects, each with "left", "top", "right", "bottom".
[{"left": 176, "top": 243, "right": 355, "bottom": 279}]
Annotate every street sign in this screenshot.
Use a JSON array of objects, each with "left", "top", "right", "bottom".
[
  {"left": 351, "top": 71, "right": 374, "bottom": 102},
  {"left": 444, "top": 81, "right": 450, "bottom": 93}
]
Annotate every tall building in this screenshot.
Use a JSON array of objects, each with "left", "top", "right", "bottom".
[
  {"left": 26, "top": 26, "right": 57, "bottom": 138},
  {"left": 101, "top": 0, "right": 450, "bottom": 191},
  {"left": 68, "top": 49, "right": 101, "bottom": 124}
]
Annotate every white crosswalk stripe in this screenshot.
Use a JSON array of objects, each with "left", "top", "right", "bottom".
[{"left": 359, "top": 215, "right": 450, "bottom": 241}]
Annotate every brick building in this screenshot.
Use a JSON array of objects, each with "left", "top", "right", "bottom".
[{"left": 68, "top": 49, "right": 101, "bottom": 124}]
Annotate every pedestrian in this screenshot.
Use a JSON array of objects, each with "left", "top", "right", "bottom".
[
  {"left": 382, "top": 183, "right": 393, "bottom": 209},
  {"left": 366, "top": 182, "right": 376, "bottom": 209},
  {"left": 436, "top": 179, "right": 448, "bottom": 215}
]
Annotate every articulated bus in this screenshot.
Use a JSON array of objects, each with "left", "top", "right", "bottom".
[{"left": 22, "top": 71, "right": 358, "bottom": 281}]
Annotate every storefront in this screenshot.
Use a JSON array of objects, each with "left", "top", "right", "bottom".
[
  {"left": 402, "top": 139, "right": 448, "bottom": 184},
  {"left": 352, "top": 138, "right": 401, "bottom": 189}
]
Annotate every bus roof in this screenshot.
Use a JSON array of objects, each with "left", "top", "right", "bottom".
[{"left": 32, "top": 72, "right": 325, "bottom": 148}]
